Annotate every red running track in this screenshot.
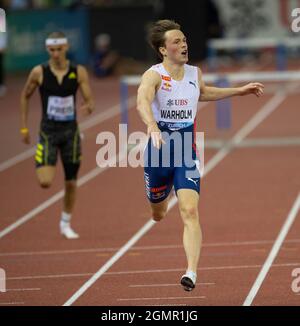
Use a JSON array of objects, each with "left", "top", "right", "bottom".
[{"left": 0, "top": 73, "right": 299, "bottom": 306}]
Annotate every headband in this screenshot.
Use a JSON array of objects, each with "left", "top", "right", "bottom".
[{"left": 45, "top": 38, "right": 68, "bottom": 46}]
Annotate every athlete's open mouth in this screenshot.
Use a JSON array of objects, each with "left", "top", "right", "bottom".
[{"left": 181, "top": 50, "right": 188, "bottom": 56}]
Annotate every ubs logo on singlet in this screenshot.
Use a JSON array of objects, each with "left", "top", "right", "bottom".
[
  {"left": 166, "top": 99, "right": 188, "bottom": 107},
  {"left": 167, "top": 99, "right": 173, "bottom": 107}
]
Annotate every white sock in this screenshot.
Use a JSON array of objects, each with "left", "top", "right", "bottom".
[
  {"left": 60, "top": 211, "right": 71, "bottom": 225},
  {"left": 185, "top": 270, "right": 197, "bottom": 283}
]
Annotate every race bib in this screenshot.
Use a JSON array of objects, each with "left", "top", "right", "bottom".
[
  {"left": 47, "top": 96, "right": 75, "bottom": 121},
  {"left": 159, "top": 105, "right": 195, "bottom": 130}
]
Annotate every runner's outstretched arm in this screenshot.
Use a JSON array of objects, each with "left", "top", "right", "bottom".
[{"left": 198, "top": 68, "right": 264, "bottom": 102}]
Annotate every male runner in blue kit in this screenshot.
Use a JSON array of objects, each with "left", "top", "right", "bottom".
[
  {"left": 20, "top": 32, "right": 94, "bottom": 239},
  {"left": 137, "top": 20, "right": 264, "bottom": 291}
]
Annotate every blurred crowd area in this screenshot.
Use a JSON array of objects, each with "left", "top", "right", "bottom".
[
  {"left": 0, "top": 0, "right": 298, "bottom": 81},
  {"left": 1, "top": 0, "right": 158, "bottom": 10}
]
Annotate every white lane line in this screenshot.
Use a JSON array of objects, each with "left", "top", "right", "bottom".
[
  {"left": 0, "top": 148, "right": 36, "bottom": 173},
  {"left": 129, "top": 282, "right": 215, "bottom": 287},
  {"left": 6, "top": 288, "right": 41, "bottom": 292},
  {"left": 237, "top": 137, "right": 300, "bottom": 147},
  {"left": 8, "top": 273, "right": 93, "bottom": 281},
  {"left": 0, "top": 302, "right": 25, "bottom": 305},
  {"left": 0, "top": 191, "right": 64, "bottom": 239},
  {"left": 280, "top": 247, "right": 298, "bottom": 251},
  {"left": 117, "top": 296, "right": 205, "bottom": 301},
  {"left": 63, "top": 91, "right": 288, "bottom": 306},
  {"left": 205, "top": 137, "right": 300, "bottom": 149},
  {"left": 7, "top": 262, "right": 300, "bottom": 281},
  {"left": 79, "top": 97, "right": 136, "bottom": 131},
  {"left": 0, "top": 148, "right": 130, "bottom": 239},
  {"left": 63, "top": 219, "right": 155, "bottom": 306},
  {"left": 0, "top": 96, "right": 136, "bottom": 173},
  {"left": 204, "top": 239, "right": 300, "bottom": 247},
  {"left": 243, "top": 192, "right": 300, "bottom": 306},
  {"left": 203, "top": 92, "right": 287, "bottom": 176},
  {"left": 108, "top": 265, "right": 262, "bottom": 275},
  {"left": 1, "top": 239, "right": 300, "bottom": 257}
]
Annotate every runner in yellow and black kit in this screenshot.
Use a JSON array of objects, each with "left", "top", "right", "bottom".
[{"left": 20, "top": 32, "right": 94, "bottom": 239}]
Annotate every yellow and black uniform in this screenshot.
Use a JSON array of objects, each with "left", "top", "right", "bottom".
[{"left": 35, "top": 62, "right": 81, "bottom": 180}]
